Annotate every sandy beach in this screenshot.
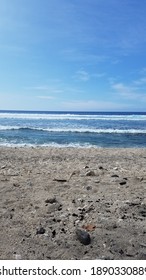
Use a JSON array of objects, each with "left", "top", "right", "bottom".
[{"left": 0, "top": 147, "right": 146, "bottom": 260}]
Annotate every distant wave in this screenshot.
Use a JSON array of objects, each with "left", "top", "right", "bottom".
[
  {"left": 0, "top": 126, "right": 146, "bottom": 134},
  {"left": 0, "top": 112, "right": 146, "bottom": 121}
]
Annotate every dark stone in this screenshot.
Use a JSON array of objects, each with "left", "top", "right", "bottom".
[
  {"left": 53, "top": 178, "right": 67, "bottom": 182},
  {"left": 45, "top": 197, "right": 57, "bottom": 204},
  {"left": 111, "top": 174, "right": 119, "bottom": 178},
  {"left": 58, "top": 204, "right": 62, "bottom": 211},
  {"left": 85, "top": 165, "right": 89, "bottom": 169},
  {"left": 119, "top": 181, "right": 126, "bottom": 185},
  {"left": 86, "top": 186, "right": 92, "bottom": 190},
  {"left": 52, "top": 230, "right": 56, "bottom": 238},
  {"left": 72, "top": 213, "right": 78, "bottom": 217},
  {"left": 36, "top": 227, "right": 45, "bottom": 234},
  {"left": 79, "top": 214, "right": 84, "bottom": 221},
  {"left": 99, "top": 166, "right": 103, "bottom": 169},
  {"left": 76, "top": 228, "right": 91, "bottom": 245}
]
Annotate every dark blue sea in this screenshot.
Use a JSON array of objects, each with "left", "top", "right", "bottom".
[{"left": 0, "top": 110, "right": 146, "bottom": 147}]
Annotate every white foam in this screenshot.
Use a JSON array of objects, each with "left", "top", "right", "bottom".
[
  {"left": 0, "top": 126, "right": 146, "bottom": 134},
  {"left": 0, "top": 112, "right": 146, "bottom": 121}
]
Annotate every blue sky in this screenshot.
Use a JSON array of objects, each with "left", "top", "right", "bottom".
[{"left": 0, "top": 0, "right": 146, "bottom": 111}]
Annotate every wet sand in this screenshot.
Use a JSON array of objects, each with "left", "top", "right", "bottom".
[{"left": 0, "top": 147, "right": 146, "bottom": 260}]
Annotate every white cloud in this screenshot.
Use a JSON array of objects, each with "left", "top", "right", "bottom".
[
  {"left": 26, "top": 85, "right": 64, "bottom": 94},
  {"left": 111, "top": 82, "right": 146, "bottom": 101},
  {"left": 75, "top": 70, "right": 90, "bottom": 81},
  {"left": 133, "top": 77, "right": 146, "bottom": 86},
  {"left": 74, "top": 69, "right": 106, "bottom": 82},
  {"left": 37, "top": 95, "right": 55, "bottom": 100}
]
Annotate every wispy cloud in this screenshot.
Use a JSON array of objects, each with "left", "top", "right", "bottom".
[
  {"left": 26, "top": 85, "right": 64, "bottom": 94},
  {"left": 133, "top": 77, "right": 146, "bottom": 86},
  {"left": 74, "top": 69, "right": 106, "bottom": 82},
  {"left": 111, "top": 82, "right": 146, "bottom": 101},
  {"left": 75, "top": 70, "right": 90, "bottom": 81},
  {"left": 37, "top": 95, "right": 55, "bottom": 100}
]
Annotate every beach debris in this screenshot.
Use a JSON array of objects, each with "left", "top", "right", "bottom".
[
  {"left": 36, "top": 227, "right": 46, "bottom": 234},
  {"left": 53, "top": 178, "right": 67, "bottom": 182},
  {"left": 76, "top": 228, "right": 91, "bottom": 245},
  {"left": 82, "top": 224, "right": 96, "bottom": 231},
  {"left": 85, "top": 170, "right": 96, "bottom": 176}
]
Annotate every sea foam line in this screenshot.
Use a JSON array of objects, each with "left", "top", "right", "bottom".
[
  {"left": 0, "top": 113, "right": 146, "bottom": 121},
  {"left": 0, "top": 126, "right": 146, "bottom": 134}
]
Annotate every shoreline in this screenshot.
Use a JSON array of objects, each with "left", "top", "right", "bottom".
[{"left": 0, "top": 147, "right": 146, "bottom": 259}]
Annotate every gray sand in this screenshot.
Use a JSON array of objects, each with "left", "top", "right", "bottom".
[{"left": 0, "top": 147, "right": 146, "bottom": 259}]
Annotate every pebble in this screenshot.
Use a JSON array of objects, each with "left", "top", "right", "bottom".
[
  {"left": 113, "top": 167, "right": 118, "bottom": 170},
  {"left": 85, "top": 170, "right": 96, "bottom": 176},
  {"left": 45, "top": 197, "right": 57, "bottom": 204},
  {"left": 36, "top": 227, "right": 46, "bottom": 234},
  {"left": 119, "top": 181, "right": 126, "bottom": 185},
  {"left": 76, "top": 228, "right": 91, "bottom": 245},
  {"left": 111, "top": 174, "right": 119, "bottom": 178}
]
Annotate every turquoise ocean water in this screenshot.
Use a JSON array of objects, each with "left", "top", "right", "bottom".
[{"left": 0, "top": 110, "right": 146, "bottom": 147}]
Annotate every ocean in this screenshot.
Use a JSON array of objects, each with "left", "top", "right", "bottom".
[{"left": 0, "top": 110, "right": 146, "bottom": 148}]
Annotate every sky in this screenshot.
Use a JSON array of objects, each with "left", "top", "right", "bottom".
[{"left": 0, "top": 0, "right": 146, "bottom": 112}]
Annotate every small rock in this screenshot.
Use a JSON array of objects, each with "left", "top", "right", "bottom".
[
  {"left": 111, "top": 174, "right": 119, "bottom": 178},
  {"left": 36, "top": 227, "right": 45, "bottom": 234},
  {"left": 72, "top": 213, "right": 78, "bottom": 217},
  {"left": 119, "top": 181, "right": 126, "bottom": 186},
  {"left": 45, "top": 197, "right": 57, "bottom": 204},
  {"left": 53, "top": 178, "right": 67, "bottom": 182},
  {"left": 1, "top": 165, "right": 6, "bottom": 169},
  {"left": 76, "top": 228, "right": 91, "bottom": 245},
  {"left": 85, "top": 170, "right": 96, "bottom": 176},
  {"left": 99, "top": 166, "right": 103, "bottom": 170},
  {"left": 113, "top": 167, "right": 118, "bottom": 170},
  {"left": 86, "top": 186, "right": 92, "bottom": 190},
  {"left": 84, "top": 165, "right": 89, "bottom": 169},
  {"left": 13, "top": 183, "right": 20, "bottom": 187},
  {"left": 52, "top": 230, "right": 56, "bottom": 238}
]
